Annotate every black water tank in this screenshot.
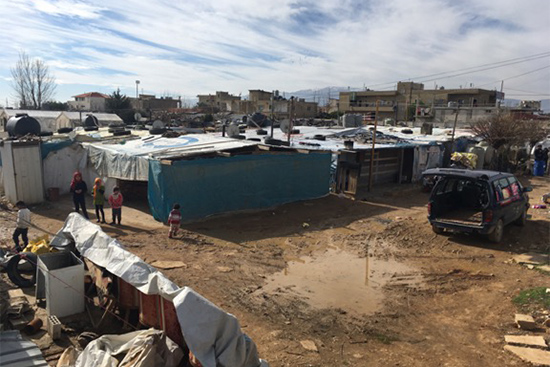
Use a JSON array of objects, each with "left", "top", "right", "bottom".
[
  {"left": 84, "top": 115, "right": 99, "bottom": 127},
  {"left": 6, "top": 114, "right": 41, "bottom": 137}
]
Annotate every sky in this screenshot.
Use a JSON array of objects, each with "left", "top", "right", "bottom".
[{"left": 0, "top": 0, "right": 549, "bottom": 108}]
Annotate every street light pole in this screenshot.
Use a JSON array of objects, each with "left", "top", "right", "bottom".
[{"left": 135, "top": 80, "right": 140, "bottom": 99}]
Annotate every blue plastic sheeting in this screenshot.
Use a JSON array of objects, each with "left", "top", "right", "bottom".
[
  {"left": 41, "top": 139, "right": 74, "bottom": 159},
  {"left": 148, "top": 152, "right": 331, "bottom": 223}
]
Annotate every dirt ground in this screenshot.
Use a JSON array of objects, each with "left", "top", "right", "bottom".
[{"left": 1, "top": 175, "right": 549, "bottom": 366}]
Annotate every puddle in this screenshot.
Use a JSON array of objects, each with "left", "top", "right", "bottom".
[{"left": 261, "top": 248, "right": 422, "bottom": 316}]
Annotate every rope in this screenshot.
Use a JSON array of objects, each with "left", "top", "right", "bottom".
[{"left": 1, "top": 207, "right": 140, "bottom": 331}]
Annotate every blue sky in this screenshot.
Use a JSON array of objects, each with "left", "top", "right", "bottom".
[{"left": 0, "top": 0, "right": 549, "bottom": 107}]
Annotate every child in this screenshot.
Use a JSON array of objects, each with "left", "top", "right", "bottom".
[
  {"left": 108, "top": 186, "right": 123, "bottom": 225},
  {"left": 70, "top": 171, "right": 89, "bottom": 219},
  {"left": 93, "top": 178, "right": 106, "bottom": 223},
  {"left": 168, "top": 203, "right": 182, "bottom": 238},
  {"left": 13, "top": 201, "right": 31, "bottom": 252}
]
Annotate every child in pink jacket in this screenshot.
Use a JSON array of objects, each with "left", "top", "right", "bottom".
[{"left": 108, "top": 186, "right": 123, "bottom": 225}]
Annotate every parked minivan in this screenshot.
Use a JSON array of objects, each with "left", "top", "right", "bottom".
[{"left": 423, "top": 168, "right": 531, "bottom": 243}]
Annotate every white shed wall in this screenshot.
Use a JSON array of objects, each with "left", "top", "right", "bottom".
[{"left": 0, "top": 141, "right": 44, "bottom": 204}]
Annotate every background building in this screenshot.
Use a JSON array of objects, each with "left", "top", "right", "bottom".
[{"left": 67, "top": 92, "right": 110, "bottom": 112}]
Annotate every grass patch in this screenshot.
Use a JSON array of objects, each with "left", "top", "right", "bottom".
[
  {"left": 513, "top": 287, "right": 550, "bottom": 311},
  {"left": 372, "top": 332, "right": 399, "bottom": 345}
]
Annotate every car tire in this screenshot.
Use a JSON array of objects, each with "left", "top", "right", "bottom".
[
  {"left": 488, "top": 219, "right": 504, "bottom": 243},
  {"left": 7, "top": 252, "right": 37, "bottom": 288},
  {"left": 514, "top": 208, "right": 527, "bottom": 227},
  {"left": 432, "top": 224, "right": 444, "bottom": 235}
]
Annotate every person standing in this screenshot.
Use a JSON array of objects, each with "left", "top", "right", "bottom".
[
  {"left": 168, "top": 203, "right": 182, "bottom": 238},
  {"left": 13, "top": 201, "right": 31, "bottom": 252},
  {"left": 108, "top": 186, "right": 123, "bottom": 225},
  {"left": 70, "top": 171, "right": 89, "bottom": 219},
  {"left": 93, "top": 178, "right": 106, "bottom": 223}
]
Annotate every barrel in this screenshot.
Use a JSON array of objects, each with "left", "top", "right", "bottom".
[{"left": 6, "top": 114, "right": 41, "bottom": 137}]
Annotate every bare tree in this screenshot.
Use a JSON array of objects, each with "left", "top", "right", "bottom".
[
  {"left": 10, "top": 52, "right": 56, "bottom": 109},
  {"left": 471, "top": 111, "right": 547, "bottom": 171},
  {"left": 471, "top": 111, "right": 546, "bottom": 150}
]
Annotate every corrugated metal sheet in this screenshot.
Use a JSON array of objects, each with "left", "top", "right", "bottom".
[{"left": 0, "top": 330, "right": 49, "bottom": 366}]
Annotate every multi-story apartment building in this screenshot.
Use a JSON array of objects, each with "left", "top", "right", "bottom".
[
  {"left": 67, "top": 92, "right": 110, "bottom": 112},
  {"left": 339, "top": 82, "right": 503, "bottom": 127}
]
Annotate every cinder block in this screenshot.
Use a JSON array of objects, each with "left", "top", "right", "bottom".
[
  {"left": 47, "top": 315, "right": 62, "bottom": 340},
  {"left": 515, "top": 314, "right": 538, "bottom": 330}
]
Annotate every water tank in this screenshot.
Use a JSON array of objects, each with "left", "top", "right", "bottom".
[
  {"left": 84, "top": 114, "right": 99, "bottom": 127},
  {"left": 6, "top": 114, "right": 41, "bottom": 137}
]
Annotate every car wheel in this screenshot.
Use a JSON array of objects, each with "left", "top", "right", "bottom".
[
  {"left": 514, "top": 208, "right": 527, "bottom": 227},
  {"left": 488, "top": 219, "right": 504, "bottom": 243},
  {"left": 432, "top": 224, "right": 444, "bottom": 235}
]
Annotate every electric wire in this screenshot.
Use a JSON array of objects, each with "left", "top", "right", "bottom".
[{"left": 1, "top": 208, "right": 141, "bottom": 331}]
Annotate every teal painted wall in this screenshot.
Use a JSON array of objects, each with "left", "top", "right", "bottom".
[{"left": 148, "top": 152, "right": 331, "bottom": 222}]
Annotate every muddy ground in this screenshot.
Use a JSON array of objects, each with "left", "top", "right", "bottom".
[{"left": 1, "top": 176, "right": 549, "bottom": 366}]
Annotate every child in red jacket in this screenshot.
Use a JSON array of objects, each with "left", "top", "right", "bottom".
[
  {"left": 168, "top": 203, "right": 181, "bottom": 238},
  {"left": 108, "top": 186, "right": 123, "bottom": 225}
]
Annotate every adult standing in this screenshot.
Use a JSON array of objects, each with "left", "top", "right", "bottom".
[
  {"left": 70, "top": 171, "right": 89, "bottom": 219},
  {"left": 533, "top": 145, "right": 545, "bottom": 176}
]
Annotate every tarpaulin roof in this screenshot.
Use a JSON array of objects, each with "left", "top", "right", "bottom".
[
  {"left": 50, "top": 213, "right": 267, "bottom": 367},
  {"left": 84, "top": 134, "right": 259, "bottom": 180}
]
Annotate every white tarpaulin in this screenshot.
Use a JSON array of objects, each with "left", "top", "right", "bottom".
[
  {"left": 76, "top": 329, "right": 183, "bottom": 367},
  {"left": 50, "top": 213, "right": 267, "bottom": 367},
  {"left": 83, "top": 135, "right": 258, "bottom": 181}
]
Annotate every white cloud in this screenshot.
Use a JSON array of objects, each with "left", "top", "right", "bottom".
[{"left": 0, "top": 0, "right": 548, "bottom": 104}]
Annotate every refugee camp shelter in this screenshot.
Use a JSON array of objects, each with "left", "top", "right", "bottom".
[
  {"left": 0, "top": 109, "right": 63, "bottom": 133},
  {"left": 238, "top": 125, "right": 446, "bottom": 197},
  {"left": 0, "top": 138, "right": 44, "bottom": 204},
  {"left": 61, "top": 112, "right": 124, "bottom": 127},
  {"left": 83, "top": 134, "right": 332, "bottom": 222}
]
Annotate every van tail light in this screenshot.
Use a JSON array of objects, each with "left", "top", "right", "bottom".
[
  {"left": 427, "top": 203, "right": 432, "bottom": 215},
  {"left": 483, "top": 210, "right": 493, "bottom": 223}
]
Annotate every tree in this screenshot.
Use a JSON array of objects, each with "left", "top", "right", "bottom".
[
  {"left": 470, "top": 112, "right": 547, "bottom": 171},
  {"left": 106, "top": 89, "right": 134, "bottom": 124},
  {"left": 470, "top": 112, "right": 546, "bottom": 150},
  {"left": 106, "top": 88, "right": 131, "bottom": 111},
  {"left": 10, "top": 52, "right": 56, "bottom": 109},
  {"left": 42, "top": 101, "right": 68, "bottom": 111}
]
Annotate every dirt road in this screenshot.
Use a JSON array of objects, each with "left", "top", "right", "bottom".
[{"left": 1, "top": 176, "right": 549, "bottom": 366}]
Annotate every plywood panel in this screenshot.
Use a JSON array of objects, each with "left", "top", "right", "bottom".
[{"left": 12, "top": 144, "right": 44, "bottom": 204}]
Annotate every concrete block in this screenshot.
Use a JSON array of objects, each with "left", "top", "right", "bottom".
[
  {"left": 505, "top": 335, "right": 547, "bottom": 348},
  {"left": 47, "top": 315, "right": 62, "bottom": 340},
  {"left": 504, "top": 345, "right": 550, "bottom": 366},
  {"left": 515, "top": 314, "right": 538, "bottom": 330}
]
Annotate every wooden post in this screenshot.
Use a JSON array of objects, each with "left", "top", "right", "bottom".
[
  {"left": 368, "top": 100, "right": 379, "bottom": 192},
  {"left": 450, "top": 106, "right": 460, "bottom": 147}
]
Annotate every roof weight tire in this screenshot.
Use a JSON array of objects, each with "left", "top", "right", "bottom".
[{"left": 7, "top": 252, "right": 38, "bottom": 288}]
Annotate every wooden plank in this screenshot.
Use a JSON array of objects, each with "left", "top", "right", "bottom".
[
  {"left": 258, "top": 145, "right": 271, "bottom": 151},
  {"left": 160, "top": 160, "right": 173, "bottom": 165}
]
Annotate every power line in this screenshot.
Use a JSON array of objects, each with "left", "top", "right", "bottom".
[{"left": 366, "top": 51, "right": 550, "bottom": 89}]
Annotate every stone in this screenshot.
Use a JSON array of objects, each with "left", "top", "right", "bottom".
[
  {"left": 217, "top": 266, "right": 233, "bottom": 273},
  {"left": 150, "top": 260, "right": 187, "bottom": 269},
  {"left": 515, "top": 314, "right": 538, "bottom": 330},
  {"left": 504, "top": 345, "right": 550, "bottom": 366},
  {"left": 512, "top": 253, "right": 549, "bottom": 265},
  {"left": 505, "top": 335, "right": 548, "bottom": 348},
  {"left": 300, "top": 340, "right": 318, "bottom": 352}
]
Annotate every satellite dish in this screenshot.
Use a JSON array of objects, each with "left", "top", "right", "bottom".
[
  {"left": 227, "top": 123, "right": 240, "bottom": 138},
  {"left": 152, "top": 120, "right": 164, "bottom": 129},
  {"left": 134, "top": 112, "right": 142, "bottom": 121},
  {"left": 280, "top": 119, "right": 290, "bottom": 134}
]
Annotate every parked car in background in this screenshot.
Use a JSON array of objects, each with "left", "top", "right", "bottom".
[{"left": 423, "top": 168, "right": 531, "bottom": 243}]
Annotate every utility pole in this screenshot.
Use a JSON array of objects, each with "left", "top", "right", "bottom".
[
  {"left": 368, "top": 100, "right": 380, "bottom": 192},
  {"left": 450, "top": 106, "right": 460, "bottom": 148},
  {"left": 135, "top": 80, "right": 140, "bottom": 99}
]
